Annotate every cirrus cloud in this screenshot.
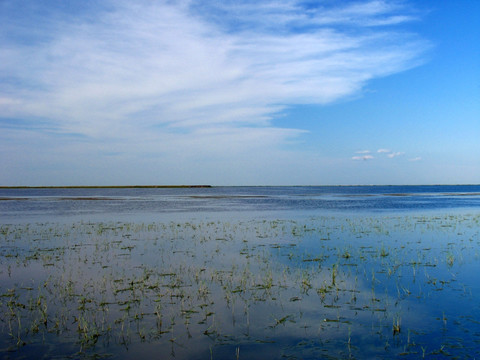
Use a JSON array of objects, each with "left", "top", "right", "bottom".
[
  {"left": 0, "top": 0, "right": 430, "bottom": 184},
  {"left": 1, "top": 0, "right": 429, "bottom": 138}
]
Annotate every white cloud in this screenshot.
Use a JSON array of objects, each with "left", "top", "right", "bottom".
[
  {"left": 377, "top": 148, "right": 391, "bottom": 153},
  {"left": 0, "top": 97, "right": 20, "bottom": 106},
  {"left": 0, "top": 0, "right": 429, "bottom": 184},
  {"left": 409, "top": 157, "right": 422, "bottom": 162},
  {"left": 356, "top": 150, "right": 371, "bottom": 154},
  {"left": 387, "top": 151, "right": 405, "bottom": 158},
  {"left": 305, "top": 1, "right": 420, "bottom": 27},
  {"left": 352, "top": 155, "right": 374, "bottom": 161},
  {"left": 1, "top": 1, "right": 428, "bottom": 136}
]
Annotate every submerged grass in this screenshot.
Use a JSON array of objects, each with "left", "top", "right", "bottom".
[{"left": 0, "top": 214, "right": 479, "bottom": 359}]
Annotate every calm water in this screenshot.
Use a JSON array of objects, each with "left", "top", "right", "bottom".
[
  {"left": 1, "top": 185, "right": 479, "bottom": 222},
  {"left": 1, "top": 186, "right": 480, "bottom": 359}
]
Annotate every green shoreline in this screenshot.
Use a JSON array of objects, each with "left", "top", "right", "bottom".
[{"left": 0, "top": 185, "right": 212, "bottom": 189}]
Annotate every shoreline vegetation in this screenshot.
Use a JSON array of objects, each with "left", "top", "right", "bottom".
[
  {"left": 0, "top": 185, "right": 212, "bottom": 189},
  {"left": 1, "top": 184, "right": 479, "bottom": 189}
]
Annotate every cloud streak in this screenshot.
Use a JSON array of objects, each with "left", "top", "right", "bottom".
[
  {"left": 387, "top": 151, "right": 405, "bottom": 158},
  {"left": 0, "top": 0, "right": 430, "bottom": 184},
  {"left": 352, "top": 155, "right": 374, "bottom": 161},
  {"left": 353, "top": 148, "right": 417, "bottom": 162},
  {"left": 1, "top": 1, "right": 428, "bottom": 135}
]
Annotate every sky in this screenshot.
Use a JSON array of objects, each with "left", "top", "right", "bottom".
[{"left": 1, "top": 0, "right": 479, "bottom": 186}]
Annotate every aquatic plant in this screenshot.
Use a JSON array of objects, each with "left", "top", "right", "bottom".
[{"left": 0, "top": 214, "right": 479, "bottom": 358}]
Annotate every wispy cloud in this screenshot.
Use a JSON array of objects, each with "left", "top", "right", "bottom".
[
  {"left": 387, "top": 151, "right": 405, "bottom": 158},
  {"left": 1, "top": 1, "right": 428, "bottom": 134},
  {"left": 352, "top": 155, "right": 374, "bottom": 161},
  {"left": 0, "top": 0, "right": 429, "bottom": 183},
  {"left": 355, "top": 148, "right": 411, "bottom": 161},
  {"left": 409, "top": 157, "right": 422, "bottom": 162}
]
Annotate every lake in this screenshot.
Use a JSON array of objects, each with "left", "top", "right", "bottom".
[{"left": 1, "top": 185, "right": 480, "bottom": 359}]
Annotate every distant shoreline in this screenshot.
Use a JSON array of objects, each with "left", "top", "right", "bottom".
[
  {"left": 0, "top": 185, "right": 212, "bottom": 189},
  {"left": 1, "top": 184, "right": 479, "bottom": 189}
]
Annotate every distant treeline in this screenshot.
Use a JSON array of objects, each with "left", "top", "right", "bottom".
[{"left": 0, "top": 185, "right": 212, "bottom": 189}]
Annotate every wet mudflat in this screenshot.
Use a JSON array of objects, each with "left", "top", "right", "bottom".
[{"left": 1, "top": 212, "right": 480, "bottom": 359}]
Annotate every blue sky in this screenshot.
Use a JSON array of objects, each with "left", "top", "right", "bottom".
[{"left": 1, "top": 0, "right": 479, "bottom": 185}]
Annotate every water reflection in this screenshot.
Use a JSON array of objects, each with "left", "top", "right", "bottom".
[
  {"left": 1, "top": 214, "right": 480, "bottom": 359},
  {"left": 1, "top": 185, "right": 480, "bottom": 224}
]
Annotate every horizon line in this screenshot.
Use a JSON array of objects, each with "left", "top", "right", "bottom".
[{"left": 1, "top": 184, "right": 479, "bottom": 189}]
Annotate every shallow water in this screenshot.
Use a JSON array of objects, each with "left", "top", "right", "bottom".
[
  {"left": 1, "top": 186, "right": 480, "bottom": 359},
  {"left": 1, "top": 185, "right": 480, "bottom": 222}
]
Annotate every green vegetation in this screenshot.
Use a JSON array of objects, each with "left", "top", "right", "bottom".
[
  {"left": 0, "top": 185, "right": 211, "bottom": 189},
  {"left": 0, "top": 214, "right": 479, "bottom": 359}
]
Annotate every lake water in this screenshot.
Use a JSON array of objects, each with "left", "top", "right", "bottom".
[
  {"left": 1, "top": 185, "right": 480, "bottom": 222},
  {"left": 1, "top": 186, "right": 480, "bottom": 359}
]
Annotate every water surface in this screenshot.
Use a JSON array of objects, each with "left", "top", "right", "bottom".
[{"left": 1, "top": 186, "right": 479, "bottom": 359}]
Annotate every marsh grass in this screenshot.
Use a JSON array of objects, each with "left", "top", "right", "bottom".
[{"left": 0, "top": 214, "right": 479, "bottom": 359}]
